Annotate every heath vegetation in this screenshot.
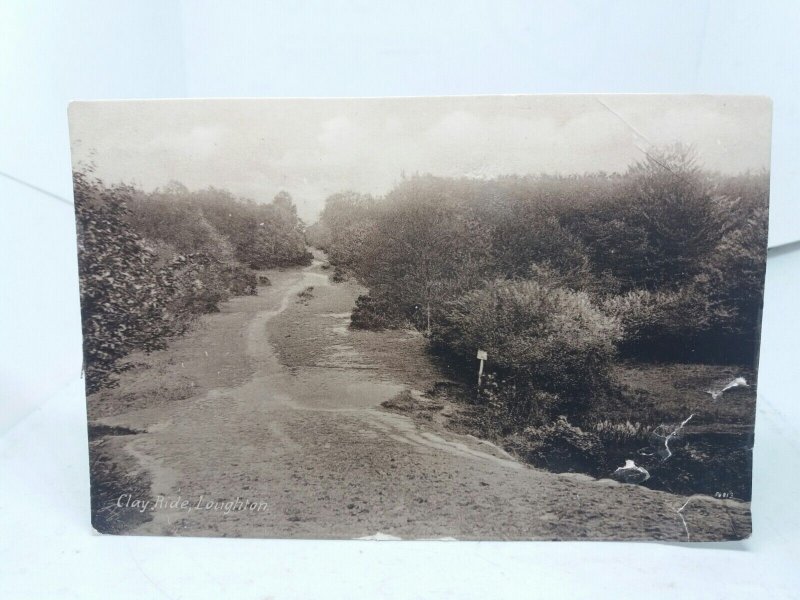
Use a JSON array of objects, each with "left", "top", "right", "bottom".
[
  {"left": 74, "top": 169, "right": 312, "bottom": 393},
  {"left": 310, "top": 145, "right": 767, "bottom": 497}
]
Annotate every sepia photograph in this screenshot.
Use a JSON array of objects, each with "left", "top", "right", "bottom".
[{"left": 69, "top": 95, "right": 770, "bottom": 541}]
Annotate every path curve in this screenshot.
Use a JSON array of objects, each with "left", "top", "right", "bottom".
[{"left": 96, "top": 253, "right": 750, "bottom": 541}]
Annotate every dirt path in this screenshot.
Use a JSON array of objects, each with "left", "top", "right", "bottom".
[{"left": 94, "top": 252, "right": 750, "bottom": 541}]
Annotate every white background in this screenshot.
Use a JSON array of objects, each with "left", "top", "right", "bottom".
[{"left": 1, "top": 1, "right": 799, "bottom": 598}]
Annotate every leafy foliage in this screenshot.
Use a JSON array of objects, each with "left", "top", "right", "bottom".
[
  {"left": 316, "top": 147, "right": 768, "bottom": 424},
  {"left": 436, "top": 279, "right": 621, "bottom": 400},
  {"left": 313, "top": 192, "right": 377, "bottom": 268},
  {"left": 74, "top": 171, "right": 310, "bottom": 393},
  {"left": 170, "top": 187, "right": 312, "bottom": 269},
  {"left": 510, "top": 416, "right": 604, "bottom": 473},
  {"left": 74, "top": 172, "right": 172, "bottom": 392},
  {"left": 562, "top": 147, "right": 727, "bottom": 292},
  {"left": 349, "top": 294, "right": 406, "bottom": 330},
  {"left": 601, "top": 286, "right": 713, "bottom": 360}
]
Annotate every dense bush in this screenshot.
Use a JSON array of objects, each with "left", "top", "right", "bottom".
[
  {"left": 74, "top": 171, "right": 310, "bottom": 393},
  {"left": 312, "top": 146, "right": 768, "bottom": 424},
  {"left": 476, "top": 375, "right": 563, "bottom": 434},
  {"left": 561, "top": 147, "right": 727, "bottom": 293},
  {"left": 184, "top": 188, "right": 312, "bottom": 269},
  {"left": 349, "top": 294, "right": 406, "bottom": 330},
  {"left": 352, "top": 177, "right": 494, "bottom": 333},
  {"left": 314, "top": 192, "right": 377, "bottom": 268},
  {"left": 601, "top": 286, "right": 713, "bottom": 360},
  {"left": 128, "top": 190, "right": 263, "bottom": 322},
  {"left": 509, "top": 416, "right": 604, "bottom": 473},
  {"left": 152, "top": 247, "right": 256, "bottom": 322},
  {"left": 74, "top": 173, "right": 173, "bottom": 393},
  {"left": 697, "top": 175, "right": 769, "bottom": 360},
  {"left": 304, "top": 221, "right": 331, "bottom": 250},
  {"left": 127, "top": 185, "right": 233, "bottom": 260},
  {"left": 436, "top": 279, "right": 622, "bottom": 400}
]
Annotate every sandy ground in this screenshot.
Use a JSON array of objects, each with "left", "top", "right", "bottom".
[{"left": 90, "top": 252, "right": 751, "bottom": 541}]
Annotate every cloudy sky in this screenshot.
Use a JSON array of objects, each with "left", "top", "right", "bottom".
[{"left": 69, "top": 96, "right": 771, "bottom": 223}]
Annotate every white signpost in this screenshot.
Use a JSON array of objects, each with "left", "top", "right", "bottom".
[{"left": 476, "top": 349, "right": 488, "bottom": 386}]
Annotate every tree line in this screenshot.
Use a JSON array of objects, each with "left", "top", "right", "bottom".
[
  {"left": 308, "top": 146, "right": 769, "bottom": 418},
  {"left": 74, "top": 170, "right": 312, "bottom": 393}
]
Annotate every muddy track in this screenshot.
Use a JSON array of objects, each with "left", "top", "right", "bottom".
[{"left": 93, "top": 251, "right": 750, "bottom": 541}]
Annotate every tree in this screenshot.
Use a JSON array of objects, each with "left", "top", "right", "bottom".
[
  {"left": 74, "top": 173, "right": 311, "bottom": 393},
  {"left": 356, "top": 177, "right": 493, "bottom": 334},
  {"left": 318, "top": 191, "right": 377, "bottom": 268},
  {"left": 272, "top": 190, "right": 296, "bottom": 215}
]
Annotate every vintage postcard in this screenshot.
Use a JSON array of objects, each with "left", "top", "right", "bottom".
[{"left": 69, "top": 95, "right": 770, "bottom": 541}]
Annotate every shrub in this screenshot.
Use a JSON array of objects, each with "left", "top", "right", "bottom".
[
  {"left": 477, "top": 375, "right": 563, "bottom": 434},
  {"left": 602, "top": 286, "right": 714, "bottom": 360},
  {"left": 74, "top": 172, "right": 306, "bottom": 394},
  {"left": 222, "top": 263, "right": 258, "bottom": 296},
  {"left": 127, "top": 191, "right": 233, "bottom": 261},
  {"left": 510, "top": 416, "right": 604, "bottom": 472},
  {"left": 349, "top": 294, "right": 405, "bottom": 330},
  {"left": 564, "top": 146, "right": 726, "bottom": 292},
  {"left": 297, "top": 286, "right": 314, "bottom": 302},
  {"left": 316, "top": 191, "right": 377, "bottom": 268},
  {"left": 191, "top": 188, "right": 312, "bottom": 269},
  {"left": 73, "top": 172, "right": 172, "bottom": 393},
  {"left": 437, "top": 279, "right": 621, "bottom": 400},
  {"left": 155, "top": 251, "right": 232, "bottom": 318},
  {"left": 305, "top": 221, "right": 332, "bottom": 250},
  {"left": 492, "top": 210, "right": 593, "bottom": 284}
]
